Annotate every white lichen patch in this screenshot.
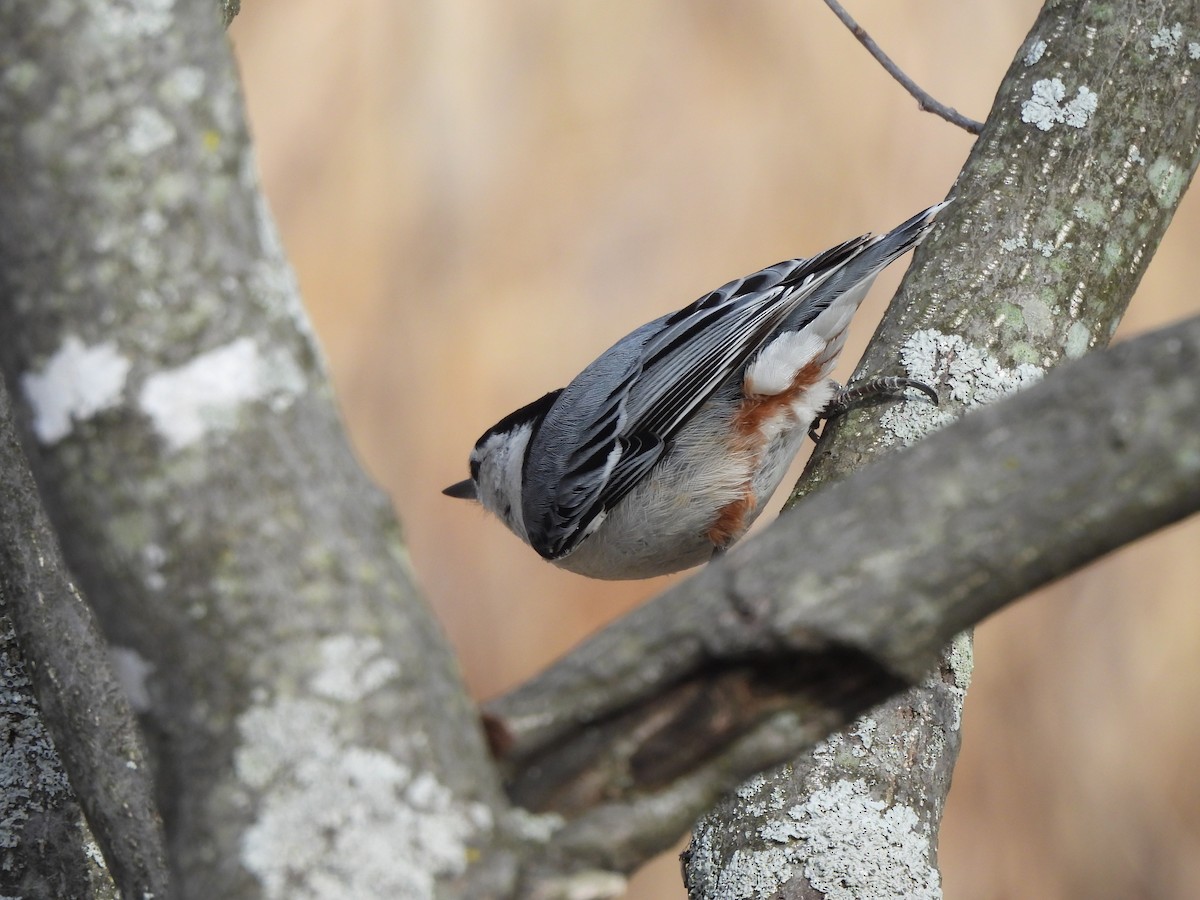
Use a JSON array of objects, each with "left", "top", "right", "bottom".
[
  {"left": 160, "top": 66, "right": 206, "bottom": 104},
  {"left": 21, "top": 335, "right": 132, "bottom": 444},
  {"left": 108, "top": 645, "right": 156, "bottom": 713},
  {"left": 793, "top": 781, "right": 940, "bottom": 900},
  {"left": 879, "top": 330, "right": 1044, "bottom": 445},
  {"left": 1020, "top": 78, "right": 1098, "bottom": 131},
  {"left": 1072, "top": 198, "right": 1106, "bottom": 224},
  {"left": 235, "top": 692, "right": 491, "bottom": 900},
  {"left": 535, "top": 870, "right": 628, "bottom": 900},
  {"left": 141, "top": 540, "right": 168, "bottom": 591},
  {"left": 945, "top": 632, "right": 975, "bottom": 692},
  {"left": 736, "top": 773, "right": 769, "bottom": 800},
  {"left": 1, "top": 619, "right": 75, "bottom": 837},
  {"left": 82, "top": 834, "right": 108, "bottom": 868},
  {"left": 1017, "top": 297, "right": 1056, "bottom": 340},
  {"left": 689, "top": 780, "right": 939, "bottom": 900},
  {"left": 1150, "top": 23, "right": 1184, "bottom": 56},
  {"left": 127, "top": 106, "right": 176, "bottom": 156},
  {"left": 507, "top": 807, "right": 566, "bottom": 844},
  {"left": 137, "top": 337, "right": 305, "bottom": 450},
  {"left": 850, "top": 717, "right": 878, "bottom": 755},
  {"left": 309, "top": 635, "right": 400, "bottom": 703},
  {"left": 1189, "top": 42, "right": 1200, "bottom": 60},
  {"left": 92, "top": 0, "right": 175, "bottom": 39},
  {"left": 727, "top": 847, "right": 795, "bottom": 897},
  {"left": 1024, "top": 39, "right": 1047, "bottom": 66},
  {"left": 936, "top": 632, "right": 975, "bottom": 731},
  {"left": 817, "top": 729, "right": 845, "bottom": 763}
]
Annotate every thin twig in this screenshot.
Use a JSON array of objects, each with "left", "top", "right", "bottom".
[{"left": 823, "top": 0, "right": 984, "bottom": 135}]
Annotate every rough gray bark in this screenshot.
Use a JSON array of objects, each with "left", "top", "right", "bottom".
[
  {"left": 0, "top": 1, "right": 505, "bottom": 898},
  {"left": 0, "top": 613, "right": 119, "bottom": 899},
  {"left": 0, "top": 375, "right": 168, "bottom": 897},
  {"left": 683, "top": 1, "right": 1200, "bottom": 896}
]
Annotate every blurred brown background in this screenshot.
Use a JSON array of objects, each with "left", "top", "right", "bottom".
[{"left": 229, "top": 2, "right": 1200, "bottom": 897}]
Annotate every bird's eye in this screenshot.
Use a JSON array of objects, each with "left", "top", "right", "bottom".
[{"left": 469, "top": 458, "right": 481, "bottom": 482}]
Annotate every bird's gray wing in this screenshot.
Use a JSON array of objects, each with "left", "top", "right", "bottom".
[
  {"left": 526, "top": 234, "right": 873, "bottom": 559},
  {"left": 527, "top": 202, "right": 948, "bottom": 560}
]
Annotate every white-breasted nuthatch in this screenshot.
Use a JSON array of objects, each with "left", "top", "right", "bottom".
[{"left": 444, "top": 202, "right": 947, "bottom": 579}]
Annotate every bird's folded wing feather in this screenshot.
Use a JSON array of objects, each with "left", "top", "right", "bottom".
[{"left": 537, "top": 234, "right": 873, "bottom": 557}]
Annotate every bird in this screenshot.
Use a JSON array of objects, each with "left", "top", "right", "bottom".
[{"left": 443, "top": 202, "right": 947, "bottom": 579}]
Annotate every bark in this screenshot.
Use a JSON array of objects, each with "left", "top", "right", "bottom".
[
  {"left": 0, "top": 374, "right": 167, "bottom": 896},
  {"left": 0, "top": 613, "right": 119, "bottom": 899},
  {"left": 0, "top": 1, "right": 505, "bottom": 897}
]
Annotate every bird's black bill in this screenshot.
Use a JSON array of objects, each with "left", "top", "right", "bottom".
[{"left": 442, "top": 479, "right": 478, "bottom": 500}]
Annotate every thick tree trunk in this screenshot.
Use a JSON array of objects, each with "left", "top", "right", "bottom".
[{"left": 0, "top": 2, "right": 505, "bottom": 897}]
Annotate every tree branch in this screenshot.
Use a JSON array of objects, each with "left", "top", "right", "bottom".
[
  {"left": 0, "top": 372, "right": 169, "bottom": 895},
  {"left": 822, "top": 0, "right": 984, "bottom": 134},
  {"left": 490, "top": 311, "right": 1200, "bottom": 871},
  {"left": 0, "top": 614, "right": 120, "bottom": 896}
]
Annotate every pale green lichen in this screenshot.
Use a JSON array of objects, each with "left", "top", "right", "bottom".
[
  {"left": 995, "top": 302, "right": 1025, "bottom": 331},
  {"left": 1065, "top": 321, "right": 1092, "bottom": 359},
  {"left": 1072, "top": 198, "right": 1106, "bottom": 225},
  {"left": 945, "top": 632, "right": 975, "bottom": 693},
  {"left": 1008, "top": 341, "right": 1042, "bottom": 366},
  {"left": 1100, "top": 239, "right": 1125, "bottom": 275},
  {"left": 1146, "top": 156, "right": 1187, "bottom": 208}
]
